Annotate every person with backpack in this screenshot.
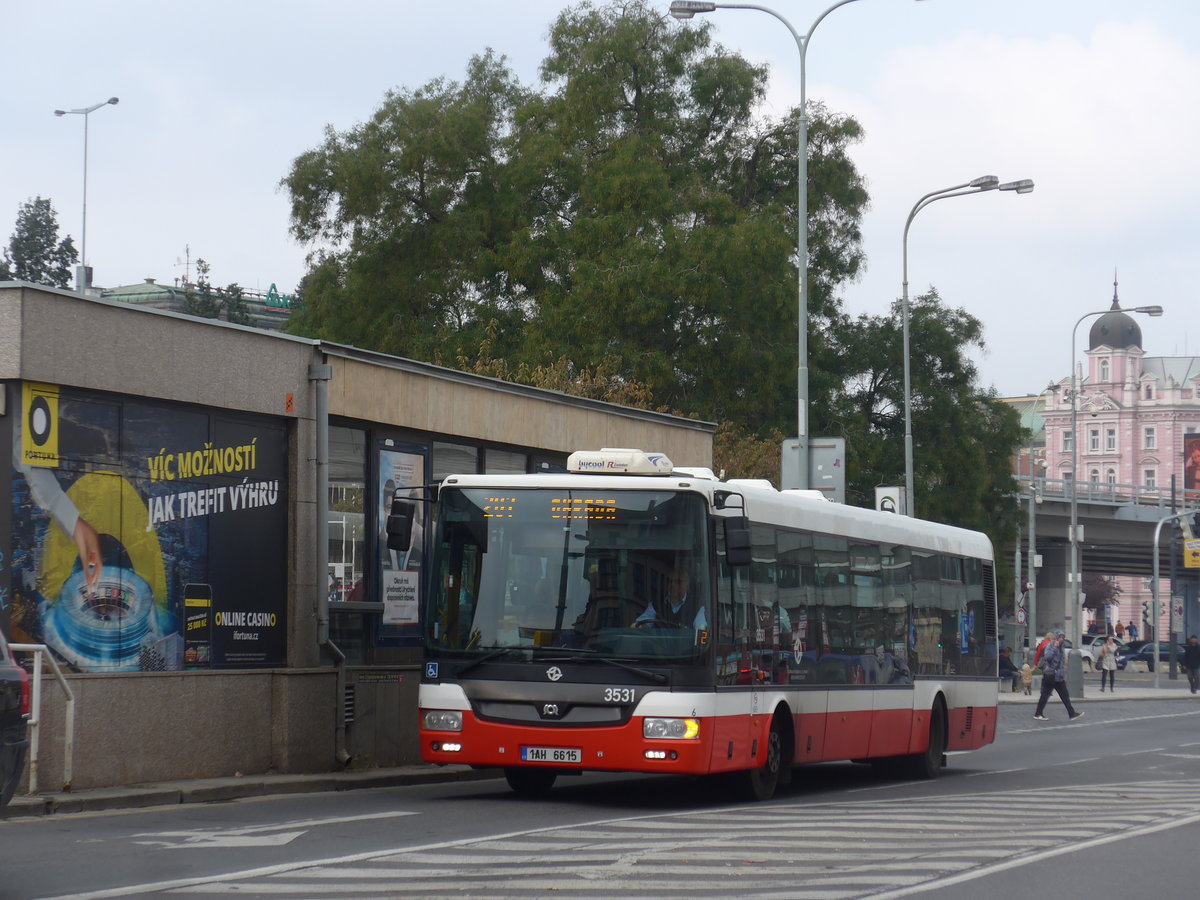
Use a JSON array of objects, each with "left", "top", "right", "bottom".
[
  {"left": 1033, "top": 631, "right": 1053, "bottom": 668},
  {"left": 1034, "top": 631, "right": 1084, "bottom": 722}
]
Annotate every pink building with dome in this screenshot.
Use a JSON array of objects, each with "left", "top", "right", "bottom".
[{"left": 1034, "top": 290, "right": 1200, "bottom": 635}]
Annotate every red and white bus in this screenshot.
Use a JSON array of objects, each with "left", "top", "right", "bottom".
[{"left": 401, "top": 448, "right": 998, "bottom": 800}]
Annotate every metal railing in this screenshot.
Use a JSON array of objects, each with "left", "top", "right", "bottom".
[
  {"left": 1018, "top": 475, "right": 1200, "bottom": 511},
  {"left": 10, "top": 644, "right": 75, "bottom": 794}
]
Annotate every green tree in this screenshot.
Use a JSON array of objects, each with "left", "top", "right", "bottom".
[
  {"left": 283, "top": 0, "right": 1024, "bottom": 560},
  {"left": 820, "top": 290, "right": 1025, "bottom": 595},
  {"left": 183, "top": 258, "right": 254, "bottom": 326},
  {"left": 0, "top": 197, "right": 78, "bottom": 288},
  {"left": 283, "top": 0, "right": 868, "bottom": 434}
]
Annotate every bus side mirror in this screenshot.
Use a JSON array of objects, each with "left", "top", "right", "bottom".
[
  {"left": 386, "top": 499, "right": 416, "bottom": 550},
  {"left": 725, "top": 516, "right": 752, "bottom": 567}
]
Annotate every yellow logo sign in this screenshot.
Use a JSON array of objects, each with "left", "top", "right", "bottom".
[
  {"left": 21, "top": 382, "right": 60, "bottom": 468},
  {"left": 1185, "top": 539, "right": 1200, "bottom": 569}
]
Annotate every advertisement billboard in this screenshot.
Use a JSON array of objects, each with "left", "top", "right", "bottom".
[{"left": 7, "top": 383, "right": 288, "bottom": 671}]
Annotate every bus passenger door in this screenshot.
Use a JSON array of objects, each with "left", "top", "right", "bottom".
[{"left": 711, "top": 537, "right": 757, "bottom": 773}]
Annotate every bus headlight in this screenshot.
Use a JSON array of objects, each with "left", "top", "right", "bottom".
[
  {"left": 643, "top": 717, "right": 700, "bottom": 739},
  {"left": 423, "top": 709, "right": 463, "bottom": 732}
]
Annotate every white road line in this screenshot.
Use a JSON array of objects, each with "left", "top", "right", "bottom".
[{"left": 866, "top": 809, "right": 1200, "bottom": 899}]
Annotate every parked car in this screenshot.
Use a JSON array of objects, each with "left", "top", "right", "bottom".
[
  {"left": 1088, "top": 637, "right": 1128, "bottom": 666},
  {"left": 0, "top": 631, "right": 31, "bottom": 807},
  {"left": 1064, "top": 639, "right": 1096, "bottom": 671},
  {"left": 1024, "top": 636, "right": 1096, "bottom": 670},
  {"left": 1086, "top": 635, "right": 1125, "bottom": 655},
  {"left": 1116, "top": 641, "right": 1185, "bottom": 672}
]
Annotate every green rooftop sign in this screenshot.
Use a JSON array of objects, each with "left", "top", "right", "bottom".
[{"left": 265, "top": 283, "right": 292, "bottom": 309}]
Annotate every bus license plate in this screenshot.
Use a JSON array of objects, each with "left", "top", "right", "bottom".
[{"left": 521, "top": 746, "right": 581, "bottom": 764}]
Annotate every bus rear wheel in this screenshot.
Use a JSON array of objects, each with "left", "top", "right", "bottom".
[
  {"left": 905, "top": 700, "right": 947, "bottom": 780},
  {"left": 504, "top": 767, "right": 557, "bottom": 797}
]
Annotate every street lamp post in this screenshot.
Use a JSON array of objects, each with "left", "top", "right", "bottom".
[
  {"left": 1023, "top": 383, "right": 1058, "bottom": 649},
  {"left": 901, "top": 176, "right": 1034, "bottom": 516},
  {"left": 1067, "top": 303, "right": 1163, "bottom": 646},
  {"left": 1151, "top": 510, "right": 1194, "bottom": 689},
  {"left": 670, "top": 0, "right": 921, "bottom": 489},
  {"left": 54, "top": 96, "right": 119, "bottom": 292}
]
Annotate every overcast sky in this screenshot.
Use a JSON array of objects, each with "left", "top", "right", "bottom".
[{"left": 5, "top": 0, "right": 1198, "bottom": 397}]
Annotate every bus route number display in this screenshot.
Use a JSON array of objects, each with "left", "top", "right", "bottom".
[
  {"left": 550, "top": 496, "right": 617, "bottom": 521},
  {"left": 481, "top": 496, "right": 516, "bottom": 518}
]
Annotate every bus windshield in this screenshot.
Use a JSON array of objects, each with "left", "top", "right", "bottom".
[{"left": 425, "top": 487, "right": 712, "bottom": 664}]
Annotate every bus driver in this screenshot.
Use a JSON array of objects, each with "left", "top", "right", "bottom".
[{"left": 632, "top": 569, "right": 708, "bottom": 631}]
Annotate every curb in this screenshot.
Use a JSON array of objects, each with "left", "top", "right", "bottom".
[{"left": 0, "top": 765, "right": 502, "bottom": 820}]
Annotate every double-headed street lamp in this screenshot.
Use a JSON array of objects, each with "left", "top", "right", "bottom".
[
  {"left": 670, "top": 0, "right": 923, "bottom": 490},
  {"left": 54, "top": 96, "right": 119, "bottom": 292},
  {"left": 901, "top": 175, "right": 1034, "bottom": 517},
  {"left": 1066, "top": 303, "right": 1163, "bottom": 646}
]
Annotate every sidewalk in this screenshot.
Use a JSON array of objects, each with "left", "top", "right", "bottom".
[{"left": 999, "top": 680, "right": 1197, "bottom": 704}]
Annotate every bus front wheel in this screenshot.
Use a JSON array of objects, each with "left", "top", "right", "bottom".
[
  {"left": 741, "top": 717, "right": 786, "bottom": 801},
  {"left": 504, "top": 767, "right": 557, "bottom": 797}
]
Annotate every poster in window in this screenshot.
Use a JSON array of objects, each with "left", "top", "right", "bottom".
[
  {"left": 378, "top": 446, "right": 425, "bottom": 627},
  {"left": 1185, "top": 435, "right": 1200, "bottom": 492}
]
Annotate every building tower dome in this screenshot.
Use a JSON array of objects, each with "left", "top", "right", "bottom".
[{"left": 1088, "top": 277, "right": 1143, "bottom": 350}]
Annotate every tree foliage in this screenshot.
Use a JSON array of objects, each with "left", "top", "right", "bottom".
[
  {"left": 283, "top": 0, "right": 867, "bottom": 433},
  {"left": 820, "top": 290, "right": 1026, "bottom": 593},
  {"left": 0, "top": 197, "right": 78, "bottom": 288},
  {"left": 1082, "top": 573, "right": 1122, "bottom": 611},
  {"left": 282, "top": 0, "right": 1023, "bottom": 583},
  {"left": 183, "top": 257, "right": 253, "bottom": 326}
]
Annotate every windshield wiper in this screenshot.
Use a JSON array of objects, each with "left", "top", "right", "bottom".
[
  {"left": 453, "top": 648, "right": 513, "bottom": 677},
  {"left": 530, "top": 647, "right": 666, "bottom": 683}
]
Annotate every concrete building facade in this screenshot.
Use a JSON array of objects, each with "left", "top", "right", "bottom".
[{"left": 1, "top": 281, "right": 713, "bottom": 793}]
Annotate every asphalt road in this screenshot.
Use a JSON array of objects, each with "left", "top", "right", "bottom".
[{"left": 2, "top": 687, "right": 1198, "bottom": 900}]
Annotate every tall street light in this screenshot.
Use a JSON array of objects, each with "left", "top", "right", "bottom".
[
  {"left": 901, "top": 176, "right": 1034, "bottom": 517},
  {"left": 670, "top": 0, "right": 923, "bottom": 489},
  {"left": 1149, "top": 511, "right": 1194, "bottom": 689},
  {"left": 1022, "top": 382, "right": 1058, "bottom": 650},
  {"left": 54, "top": 96, "right": 119, "bottom": 292},
  {"left": 1067, "top": 302, "right": 1163, "bottom": 646}
]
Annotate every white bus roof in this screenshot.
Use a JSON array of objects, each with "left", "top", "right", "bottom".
[{"left": 439, "top": 449, "right": 993, "bottom": 563}]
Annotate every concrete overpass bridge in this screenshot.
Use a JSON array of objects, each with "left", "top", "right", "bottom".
[{"left": 1013, "top": 475, "right": 1200, "bottom": 644}]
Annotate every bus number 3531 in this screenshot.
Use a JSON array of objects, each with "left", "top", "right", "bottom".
[{"left": 603, "top": 687, "right": 636, "bottom": 703}]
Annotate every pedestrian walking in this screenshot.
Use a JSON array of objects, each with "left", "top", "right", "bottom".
[
  {"left": 1115, "top": 621, "right": 1125, "bottom": 641},
  {"left": 1183, "top": 635, "right": 1200, "bottom": 694},
  {"left": 1127, "top": 621, "right": 1139, "bottom": 641},
  {"left": 1034, "top": 630, "right": 1083, "bottom": 722},
  {"left": 1020, "top": 664, "right": 1034, "bottom": 695},
  {"left": 1096, "top": 635, "right": 1118, "bottom": 693}
]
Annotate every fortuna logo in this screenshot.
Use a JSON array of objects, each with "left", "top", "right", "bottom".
[{"left": 546, "top": 666, "right": 564, "bottom": 682}]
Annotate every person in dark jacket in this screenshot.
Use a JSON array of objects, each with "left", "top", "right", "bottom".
[
  {"left": 1034, "top": 630, "right": 1083, "bottom": 722},
  {"left": 1183, "top": 635, "right": 1200, "bottom": 694},
  {"left": 998, "top": 647, "right": 1020, "bottom": 692}
]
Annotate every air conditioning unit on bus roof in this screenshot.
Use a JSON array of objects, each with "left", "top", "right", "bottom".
[{"left": 566, "top": 448, "right": 674, "bottom": 476}]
